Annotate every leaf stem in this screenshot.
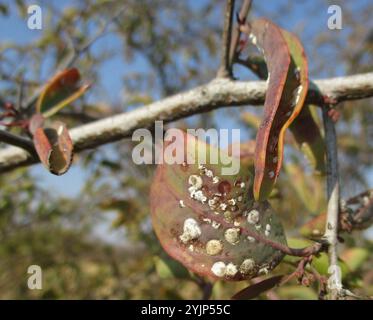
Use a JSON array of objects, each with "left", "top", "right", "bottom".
[{"left": 322, "top": 105, "right": 343, "bottom": 300}]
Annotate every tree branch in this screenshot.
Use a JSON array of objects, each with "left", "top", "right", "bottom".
[
  {"left": 341, "top": 189, "right": 373, "bottom": 231},
  {"left": 217, "top": 0, "right": 235, "bottom": 78},
  {"left": 322, "top": 105, "right": 342, "bottom": 300},
  {"left": 0, "top": 72, "right": 373, "bottom": 174},
  {"left": 0, "top": 130, "right": 36, "bottom": 156},
  {"left": 20, "top": 6, "right": 126, "bottom": 113},
  {"left": 229, "top": 0, "right": 253, "bottom": 66}
]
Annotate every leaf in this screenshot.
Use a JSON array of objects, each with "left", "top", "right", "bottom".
[
  {"left": 242, "top": 18, "right": 309, "bottom": 201},
  {"left": 240, "top": 112, "right": 261, "bottom": 130},
  {"left": 340, "top": 248, "right": 369, "bottom": 272},
  {"left": 284, "top": 164, "right": 325, "bottom": 214},
  {"left": 36, "top": 68, "right": 90, "bottom": 118},
  {"left": 239, "top": 41, "right": 325, "bottom": 177},
  {"left": 153, "top": 255, "right": 190, "bottom": 280},
  {"left": 277, "top": 285, "right": 318, "bottom": 300},
  {"left": 150, "top": 131, "right": 287, "bottom": 281},
  {"left": 289, "top": 105, "right": 326, "bottom": 174},
  {"left": 241, "top": 55, "right": 268, "bottom": 79},
  {"left": 299, "top": 212, "right": 326, "bottom": 238},
  {"left": 311, "top": 253, "right": 349, "bottom": 280},
  {"left": 32, "top": 117, "right": 74, "bottom": 175},
  {"left": 0, "top": 4, "right": 8, "bottom": 16},
  {"left": 231, "top": 275, "right": 285, "bottom": 300}
]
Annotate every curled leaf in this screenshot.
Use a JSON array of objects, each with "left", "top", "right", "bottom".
[
  {"left": 36, "top": 68, "right": 90, "bottom": 118},
  {"left": 32, "top": 117, "right": 73, "bottom": 175},
  {"left": 150, "top": 132, "right": 286, "bottom": 281},
  {"left": 241, "top": 18, "right": 309, "bottom": 201},
  {"left": 239, "top": 48, "right": 325, "bottom": 176}
]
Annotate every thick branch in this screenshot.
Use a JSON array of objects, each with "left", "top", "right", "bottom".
[
  {"left": 0, "top": 130, "right": 36, "bottom": 156},
  {"left": 0, "top": 73, "right": 373, "bottom": 173}
]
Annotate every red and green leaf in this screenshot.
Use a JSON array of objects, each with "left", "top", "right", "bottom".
[
  {"left": 31, "top": 115, "right": 74, "bottom": 175},
  {"left": 239, "top": 53, "right": 325, "bottom": 176},
  {"left": 150, "top": 132, "right": 287, "bottom": 281},
  {"left": 36, "top": 68, "right": 90, "bottom": 118},
  {"left": 241, "top": 18, "right": 309, "bottom": 201}
]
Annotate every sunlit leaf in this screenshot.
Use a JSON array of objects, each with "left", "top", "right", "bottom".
[
  {"left": 36, "top": 68, "right": 90, "bottom": 118},
  {"left": 239, "top": 40, "right": 325, "bottom": 177},
  {"left": 340, "top": 248, "right": 369, "bottom": 272},
  {"left": 241, "top": 18, "right": 309, "bottom": 201},
  {"left": 32, "top": 117, "right": 74, "bottom": 175}
]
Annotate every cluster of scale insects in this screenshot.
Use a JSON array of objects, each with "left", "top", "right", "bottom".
[{"left": 175, "top": 163, "right": 277, "bottom": 279}]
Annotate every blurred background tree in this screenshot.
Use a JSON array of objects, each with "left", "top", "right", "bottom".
[{"left": 0, "top": 0, "right": 372, "bottom": 299}]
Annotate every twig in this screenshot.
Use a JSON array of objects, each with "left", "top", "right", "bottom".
[
  {"left": 322, "top": 105, "right": 342, "bottom": 300},
  {"left": 0, "top": 73, "right": 373, "bottom": 173},
  {"left": 16, "top": 78, "right": 24, "bottom": 111},
  {"left": 240, "top": 224, "right": 325, "bottom": 257},
  {"left": 346, "top": 189, "right": 373, "bottom": 205},
  {"left": 21, "top": 6, "right": 126, "bottom": 112},
  {"left": 217, "top": 0, "right": 236, "bottom": 78},
  {"left": 309, "top": 266, "right": 328, "bottom": 299},
  {"left": 279, "top": 256, "right": 312, "bottom": 286},
  {"left": 229, "top": 0, "right": 253, "bottom": 66},
  {"left": 194, "top": 276, "right": 213, "bottom": 300},
  {"left": 0, "top": 130, "right": 36, "bottom": 156},
  {"left": 339, "top": 189, "right": 373, "bottom": 231}
]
